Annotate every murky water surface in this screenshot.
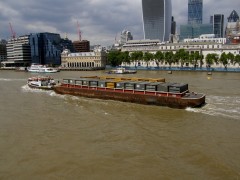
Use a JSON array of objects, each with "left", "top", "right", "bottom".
[{"left": 0, "top": 70, "right": 240, "bottom": 179}]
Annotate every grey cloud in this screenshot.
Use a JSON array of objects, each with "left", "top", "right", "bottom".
[{"left": 0, "top": 0, "right": 239, "bottom": 45}]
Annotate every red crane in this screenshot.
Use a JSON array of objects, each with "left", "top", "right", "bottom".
[
  {"left": 77, "top": 21, "right": 82, "bottom": 41},
  {"left": 9, "top": 22, "right": 16, "bottom": 39}
]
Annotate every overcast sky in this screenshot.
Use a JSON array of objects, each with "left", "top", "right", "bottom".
[{"left": 0, "top": 0, "right": 239, "bottom": 45}]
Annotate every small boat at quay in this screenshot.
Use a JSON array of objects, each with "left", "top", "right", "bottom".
[
  {"left": 27, "top": 64, "right": 59, "bottom": 73},
  {"left": 53, "top": 76, "right": 206, "bottom": 109},
  {"left": 27, "top": 76, "right": 56, "bottom": 90},
  {"left": 107, "top": 67, "right": 137, "bottom": 74}
]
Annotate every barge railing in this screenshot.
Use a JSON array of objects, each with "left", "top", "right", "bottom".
[{"left": 61, "top": 83, "right": 188, "bottom": 98}]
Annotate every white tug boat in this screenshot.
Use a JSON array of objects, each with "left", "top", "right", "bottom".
[
  {"left": 107, "top": 67, "right": 137, "bottom": 74},
  {"left": 27, "top": 76, "right": 56, "bottom": 90},
  {"left": 27, "top": 64, "right": 59, "bottom": 73}
]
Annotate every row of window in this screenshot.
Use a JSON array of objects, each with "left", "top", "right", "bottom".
[
  {"left": 123, "top": 44, "right": 235, "bottom": 51},
  {"left": 67, "top": 57, "right": 101, "bottom": 60},
  {"left": 66, "top": 62, "right": 95, "bottom": 68}
]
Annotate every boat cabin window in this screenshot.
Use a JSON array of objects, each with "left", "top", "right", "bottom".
[{"left": 63, "top": 79, "right": 69, "bottom": 84}]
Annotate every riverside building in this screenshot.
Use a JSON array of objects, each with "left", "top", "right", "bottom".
[
  {"left": 142, "top": 0, "right": 172, "bottom": 41},
  {"left": 60, "top": 48, "right": 107, "bottom": 70},
  {"left": 0, "top": 40, "right": 7, "bottom": 63},
  {"left": 183, "top": 34, "right": 226, "bottom": 44},
  {"left": 3, "top": 35, "right": 31, "bottom": 67},
  {"left": 30, "top": 33, "right": 62, "bottom": 65},
  {"left": 121, "top": 39, "right": 240, "bottom": 69}
]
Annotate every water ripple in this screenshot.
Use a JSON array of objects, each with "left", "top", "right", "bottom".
[
  {"left": 0, "top": 78, "right": 25, "bottom": 82},
  {"left": 186, "top": 95, "right": 240, "bottom": 120}
]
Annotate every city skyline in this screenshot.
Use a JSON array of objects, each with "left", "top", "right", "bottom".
[{"left": 0, "top": 0, "right": 239, "bottom": 45}]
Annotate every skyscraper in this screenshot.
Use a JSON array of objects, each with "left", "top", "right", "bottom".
[
  {"left": 213, "top": 14, "right": 224, "bottom": 38},
  {"left": 226, "top": 10, "right": 240, "bottom": 37},
  {"left": 30, "top": 33, "right": 62, "bottom": 65},
  {"left": 188, "top": 0, "right": 203, "bottom": 24},
  {"left": 227, "top": 10, "right": 239, "bottom": 22},
  {"left": 142, "top": 0, "right": 172, "bottom": 41}
]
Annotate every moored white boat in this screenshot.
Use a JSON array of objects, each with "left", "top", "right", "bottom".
[
  {"left": 27, "top": 76, "right": 56, "bottom": 90},
  {"left": 27, "top": 64, "right": 59, "bottom": 73},
  {"left": 107, "top": 67, "right": 137, "bottom": 74}
]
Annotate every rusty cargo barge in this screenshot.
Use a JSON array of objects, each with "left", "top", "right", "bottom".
[{"left": 53, "top": 76, "right": 205, "bottom": 109}]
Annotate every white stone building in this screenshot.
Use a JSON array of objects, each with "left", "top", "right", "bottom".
[
  {"left": 61, "top": 48, "right": 107, "bottom": 70},
  {"left": 121, "top": 39, "right": 240, "bottom": 69}
]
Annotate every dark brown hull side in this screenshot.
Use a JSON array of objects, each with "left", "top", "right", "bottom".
[{"left": 53, "top": 86, "right": 205, "bottom": 109}]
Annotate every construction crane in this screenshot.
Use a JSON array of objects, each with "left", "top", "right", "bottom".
[
  {"left": 9, "top": 22, "right": 16, "bottom": 39},
  {"left": 77, "top": 21, "right": 82, "bottom": 41}
]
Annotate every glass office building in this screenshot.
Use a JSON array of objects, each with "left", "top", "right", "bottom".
[
  {"left": 213, "top": 14, "right": 224, "bottom": 38},
  {"left": 30, "top": 33, "right": 62, "bottom": 65},
  {"left": 226, "top": 10, "right": 240, "bottom": 37},
  {"left": 142, "top": 0, "right": 172, "bottom": 41},
  {"left": 188, "top": 0, "right": 203, "bottom": 24},
  {"left": 227, "top": 10, "right": 239, "bottom": 22},
  {"left": 180, "top": 24, "right": 212, "bottom": 40}
]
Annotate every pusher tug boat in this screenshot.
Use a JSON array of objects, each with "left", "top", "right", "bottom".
[{"left": 53, "top": 76, "right": 206, "bottom": 109}]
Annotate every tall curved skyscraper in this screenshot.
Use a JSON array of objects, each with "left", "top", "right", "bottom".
[{"left": 142, "top": 0, "right": 172, "bottom": 41}]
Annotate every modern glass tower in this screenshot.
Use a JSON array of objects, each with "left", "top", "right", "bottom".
[
  {"left": 188, "top": 0, "right": 203, "bottom": 24},
  {"left": 142, "top": 0, "right": 172, "bottom": 41},
  {"left": 213, "top": 14, "right": 224, "bottom": 38},
  {"left": 227, "top": 10, "right": 239, "bottom": 22},
  {"left": 30, "top": 33, "right": 62, "bottom": 65}
]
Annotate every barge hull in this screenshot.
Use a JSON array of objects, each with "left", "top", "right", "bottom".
[{"left": 53, "top": 86, "right": 205, "bottom": 109}]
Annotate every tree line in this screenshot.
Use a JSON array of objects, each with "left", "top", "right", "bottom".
[{"left": 107, "top": 49, "right": 240, "bottom": 69}]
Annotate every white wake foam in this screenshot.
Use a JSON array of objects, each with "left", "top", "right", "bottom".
[
  {"left": 0, "top": 78, "right": 25, "bottom": 82},
  {"left": 186, "top": 95, "right": 240, "bottom": 120}
]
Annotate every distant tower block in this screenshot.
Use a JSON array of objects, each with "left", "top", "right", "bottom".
[{"left": 73, "top": 40, "right": 90, "bottom": 52}]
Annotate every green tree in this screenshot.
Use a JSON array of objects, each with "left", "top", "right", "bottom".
[
  {"left": 219, "top": 52, "right": 228, "bottom": 69},
  {"left": 165, "top": 51, "right": 174, "bottom": 68},
  {"left": 143, "top": 52, "right": 154, "bottom": 68},
  {"left": 130, "top": 51, "right": 143, "bottom": 67},
  {"left": 130, "top": 52, "right": 138, "bottom": 67},
  {"left": 174, "top": 49, "right": 189, "bottom": 67},
  {"left": 234, "top": 54, "right": 240, "bottom": 66},
  {"left": 206, "top": 53, "right": 218, "bottom": 68},
  {"left": 199, "top": 53, "right": 204, "bottom": 68},
  {"left": 154, "top": 51, "right": 165, "bottom": 68},
  {"left": 107, "top": 50, "right": 122, "bottom": 67},
  {"left": 227, "top": 52, "right": 235, "bottom": 65},
  {"left": 121, "top": 51, "right": 130, "bottom": 65},
  {"left": 189, "top": 51, "right": 203, "bottom": 69}
]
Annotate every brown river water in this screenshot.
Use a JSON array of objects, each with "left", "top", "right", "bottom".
[{"left": 0, "top": 70, "right": 240, "bottom": 179}]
